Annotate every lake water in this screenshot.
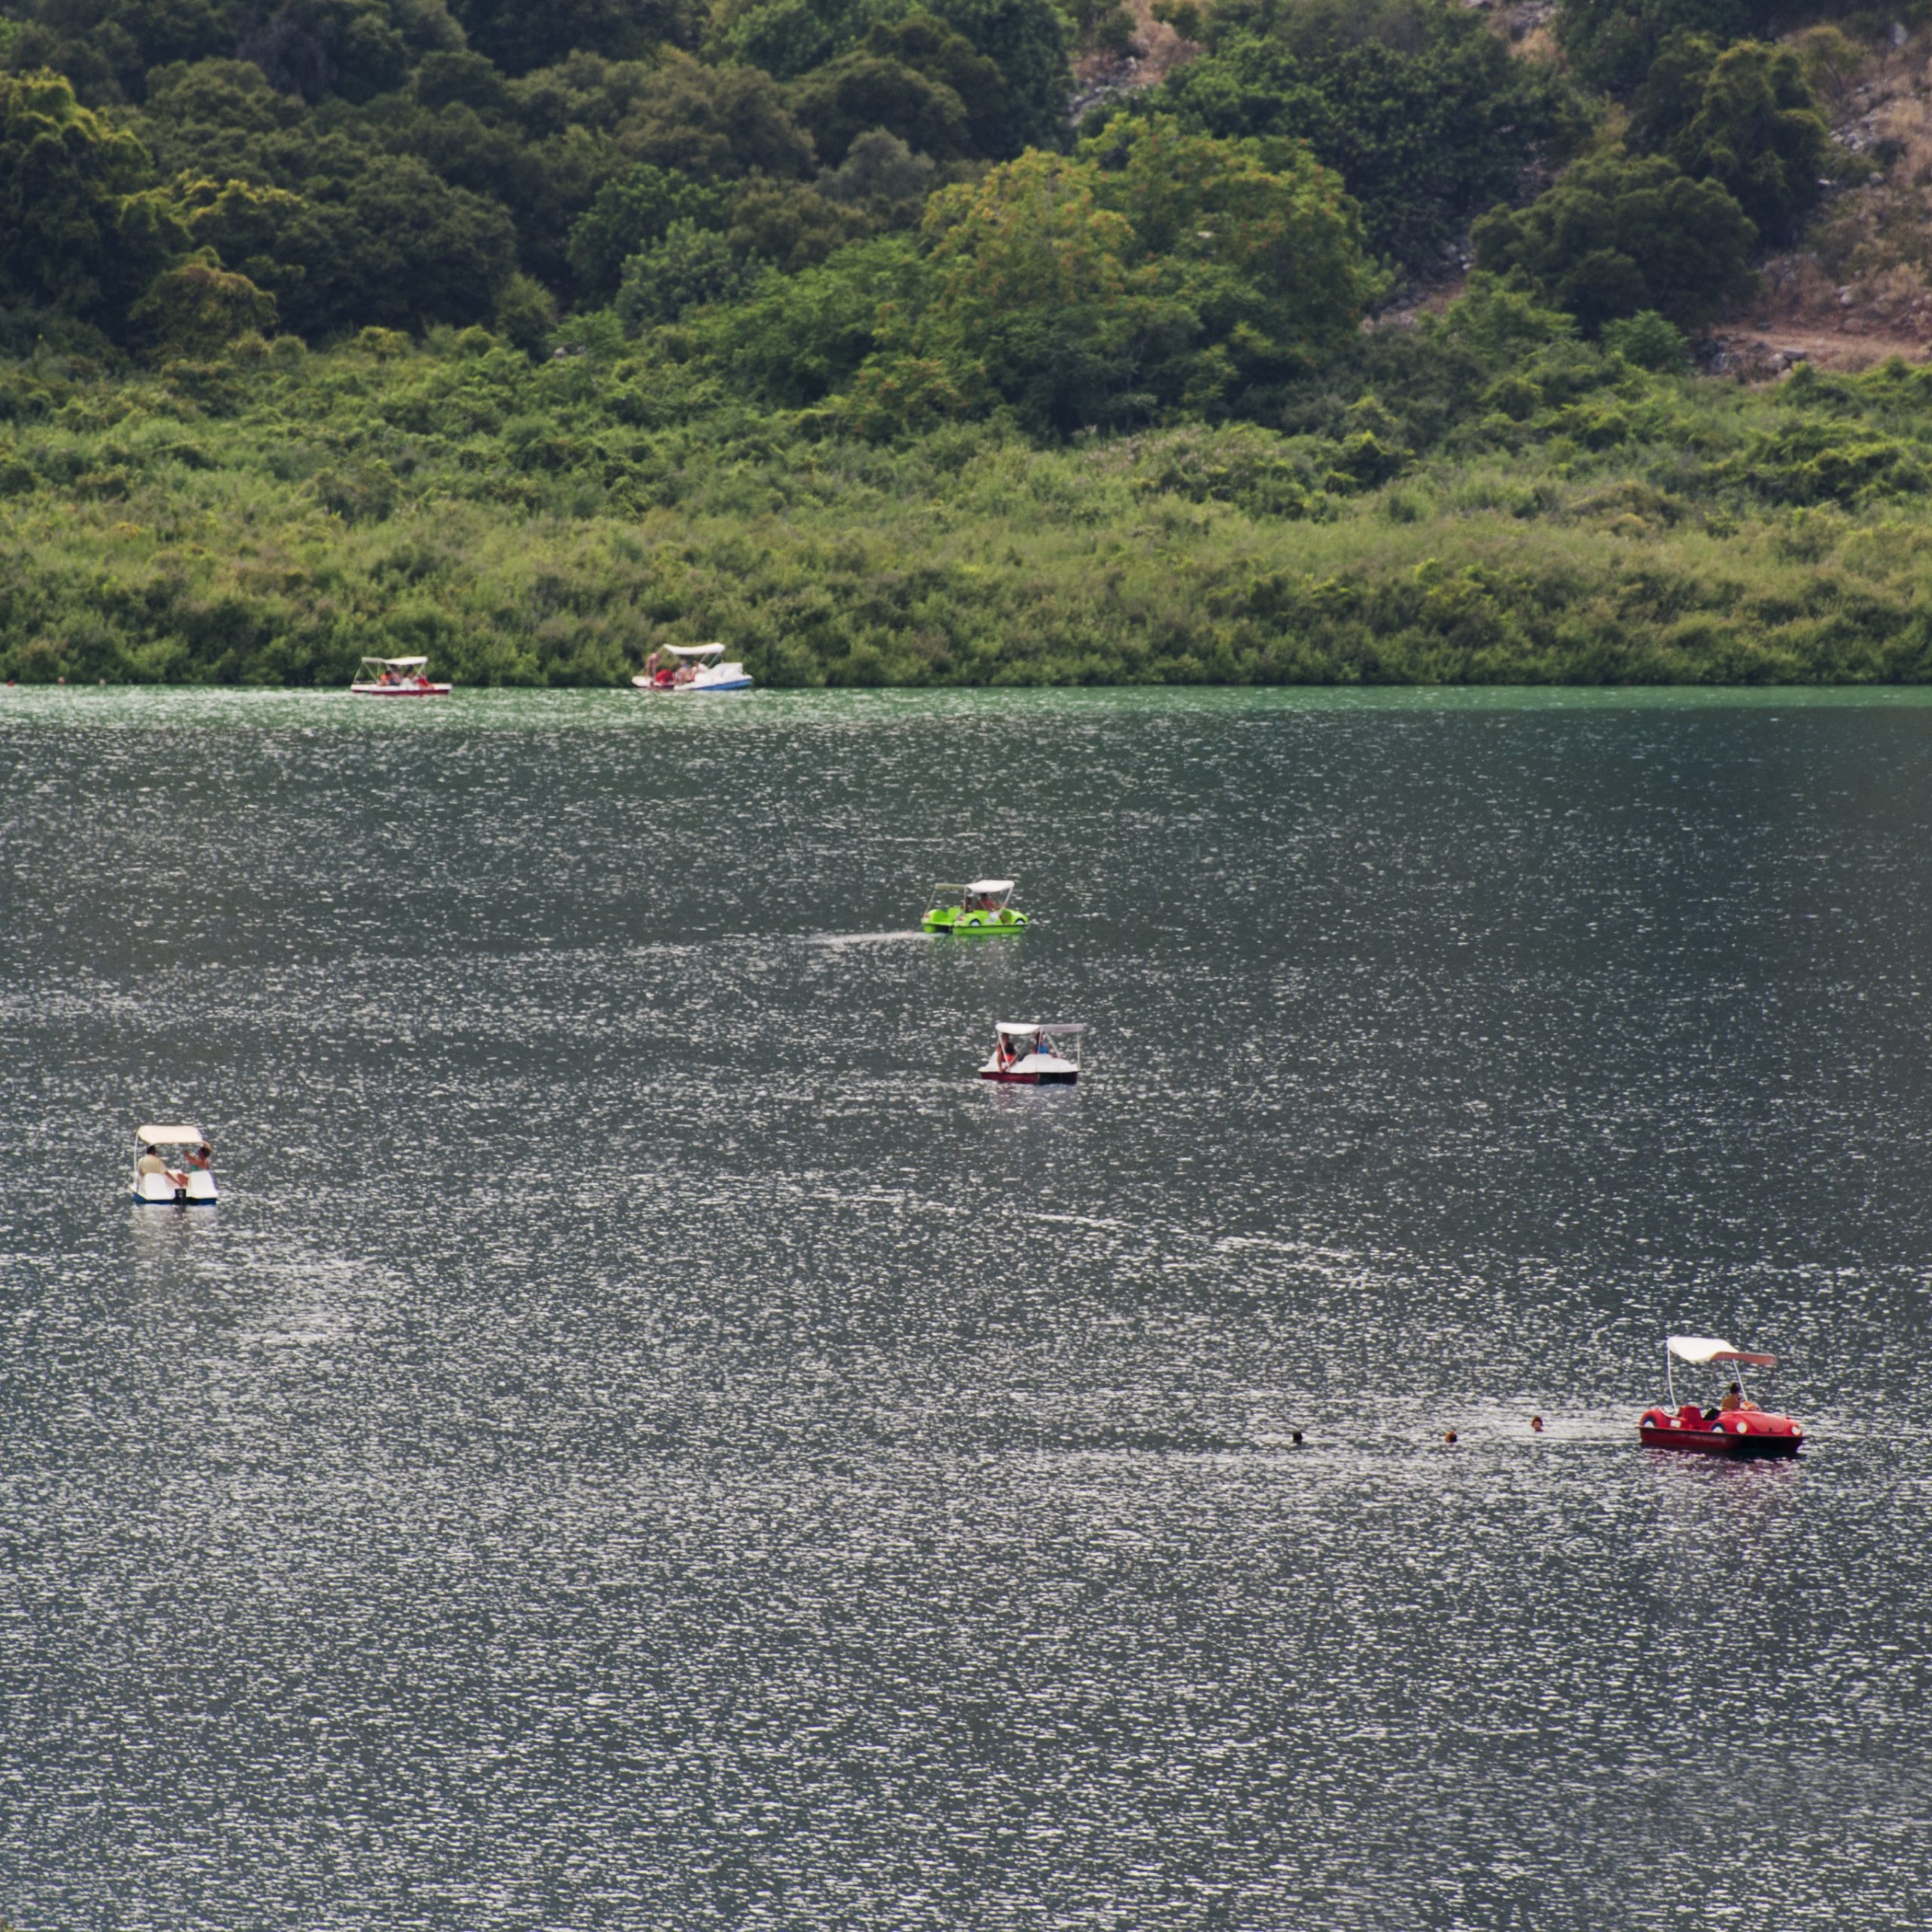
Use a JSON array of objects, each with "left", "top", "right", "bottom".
[{"left": 3, "top": 686, "right": 1930, "bottom": 1930}]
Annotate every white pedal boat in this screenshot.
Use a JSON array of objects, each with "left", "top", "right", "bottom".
[
  {"left": 632, "top": 642, "right": 752, "bottom": 693},
  {"left": 351, "top": 654, "right": 451, "bottom": 696},
  {"left": 979, "top": 1022, "right": 1084, "bottom": 1084},
  {"left": 132, "top": 1124, "right": 217, "bottom": 1204}
]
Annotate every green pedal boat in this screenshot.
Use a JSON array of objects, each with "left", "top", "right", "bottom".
[{"left": 923, "top": 878, "right": 1028, "bottom": 936}]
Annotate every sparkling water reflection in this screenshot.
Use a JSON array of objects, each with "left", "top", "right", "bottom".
[{"left": 3, "top": 687, "right": 1930, "bottom": 1930}]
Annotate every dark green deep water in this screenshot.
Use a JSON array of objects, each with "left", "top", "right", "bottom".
[{"left": 3, "top": 687, "right": 1930, "bottom": 1930}]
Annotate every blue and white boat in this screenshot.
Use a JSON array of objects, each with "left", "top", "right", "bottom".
[{"left": 631, "top": 643, "right": 752, "bottom": 693}]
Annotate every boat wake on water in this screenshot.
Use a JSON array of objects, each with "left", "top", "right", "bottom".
[{"left": 803, "top": 930, "right": 931, "bottom": 946}]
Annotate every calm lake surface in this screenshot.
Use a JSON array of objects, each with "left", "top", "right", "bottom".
[{"left": 4, "top": 685, "right": 1931, "bottom": 1930}]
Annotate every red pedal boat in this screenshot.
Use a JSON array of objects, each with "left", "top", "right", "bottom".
[{"left": 1638, "top": 1336, "right": 1803, "bottom": 1458}]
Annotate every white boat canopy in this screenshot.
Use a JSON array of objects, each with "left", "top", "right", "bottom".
[
  {"left": 966, "top": 878, "right": 1015, "bottom": 894},
  {"left": 666, "top": 643, "right": 727, "bottom": 659},
  {"left": 359, "top": 656, "right": 429, "bottom": 669},
  {"left": 137, "top": 1124, "right": 203, "bottom": 1145},
  {"left": 1666, "top": 1335, "right": 1777, "bottom": 1367},
  {"left": 997, "top": 1022, "right": 1085, "bottom": 1036}
]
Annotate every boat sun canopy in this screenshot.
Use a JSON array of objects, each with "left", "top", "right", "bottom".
[
  {"left": 965, "top": 878, "right": 1014, "bottom": 894},
  {"left": 137, "top": 1124, "right": 203, "bottom": 1145},
  {"left": 361, "top": 656, "right": 428, "bottom": 669},
  {"left": 1666, "top": 1335, "right": 1778, "bottom": 1367},
  {"left": 996, "top": 1022, "right": 1084, "bottom": 1036},
  {"left": 666, "top": 643, "right": 725, "bottom": 659}
]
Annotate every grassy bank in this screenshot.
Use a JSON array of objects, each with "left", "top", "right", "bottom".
[{"left": 6, "top": 317, "right": 1932, "bottom": 688}]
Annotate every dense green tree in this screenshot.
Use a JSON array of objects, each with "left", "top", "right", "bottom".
[
  {"left": 208, "top": 147, "right": 517, "bottom": 334},
  {"left": 903, "top": 122, "right": 1378, "bottom": 432},
  {"left": 565, "top": 162, "right": 734, "bottom": 297},
  {"left": 614, "top": 52, "right": 815, "bottom": 178},
  {"left": 413, "top": 47, "right": 512, "bottom": 115},
  {"left": 863, "top": 12, "right": 1004, "bottom": 156},
  {"left": 492, "top": 266, "right": 556, "bottom": 352},
  {"left": 1124, "top": 0, "right": 1586, "bottom": 271},
  {"left": 724, "top": 173, "right": 868, "bottom": 269},
  {"left": 139, "top": 55, "right": 309, "bottom": 155},
  {"left": 134, "top": 51, "right": 611, "bottom": 308},
  {"left": 707, "top": 0, "right": 864, "bottom": 82},
  {"left": 789, "top": 52, "right": 970, "bottom": 167},
  {"left": 919, "top": 0, "right": 1066, "bottom": 154},
  {"left": 0, "top": 67, "right": 188, "bottom": 323},
  {"left": 501, "top": 52, "right": 663, "bottom": 138},
  {"left": 448, "top": 0, "right": 702, "bottom": 76},
  {"left": 130, "top": 251, "right": 276, "bottom": 351},
  {"left": 712, "top": 0, "right": 1066, "bottom": 155},
  {"left": 1093, "top": 117, "right": 1380, "bottom": 324},
  {"left": 177, "top": 171, "right": 307, "bottom": 286},
  {"left": 614, "top": 213, "right": 761, "bottom": 325},
  {"left": 180, "top": 0, "right": 461, "bottom": 105},
  {"left": 14, "top": 0, "right": 246, "bottom": 100},
  {"left": 1552, "top": 0, "right": 1770, "bottom": 95},
  {"left": 685, "top": 229, "right": 924, "bottom": 401},
  {"left": 1598, "top": 306, "right": 1687, "bottom": 368},
  {"left": 1629, "top": 34, "right": 1829, "bottom": 239},
  {"left": 817, "top": 125, "right": 935, "bottom": 208},
  {"left": 14, "top": 0, "right": 467, "bottom": 100},
  {"left": 1472, "top": 149, "right": 1756, "bottom": 331}
]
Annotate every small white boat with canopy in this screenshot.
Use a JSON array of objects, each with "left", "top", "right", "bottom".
[
  {"left": 131, "top": 1124, "right": 217, "bottom": 1204},
  {"left": 351, "top": 655, "right": 450, "bottom": 696},
  {"left": 632, "top": 644, "right": 752, "bottom": 693},
  {"left": 979, "top": 1023, "right": 1084, "bottom": 1084}
]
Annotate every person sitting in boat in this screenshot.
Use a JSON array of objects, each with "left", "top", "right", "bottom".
[
  {"left": 136, "top": 1143, "right": 183, "bottom": 1188},
  {"left": 185, "top": 1142, "right": 214, "bottom": 1177},
  {"left": 1718, "top": 1383, "right": 1759, "bottom": 1414}
]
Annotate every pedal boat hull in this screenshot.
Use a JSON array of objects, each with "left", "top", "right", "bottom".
[
  {"left": 350, "top": 682, "right": 451, "bottom": 697},
  {"left": 925, "top": 909, "right": 1027, "bottom": 935},
  {"left": 1638, "top": 1407, "right": 1801, "bottom": 1457},
  {"left": 978, "top": 1054, "right": 1077, "bottom": 1084},
  {"left": 132, "top": 1175, "right": 217, "bottom": 1205}
]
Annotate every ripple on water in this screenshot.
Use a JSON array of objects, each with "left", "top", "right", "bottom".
[{"left": 3, "top": 689, "right": 1932, "bottom": 1930}]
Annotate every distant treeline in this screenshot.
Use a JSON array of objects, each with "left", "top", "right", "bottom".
[
  {"left": 8, "top": 280, "right": 1932, "bottom": 688},
  {"left": 3, "top": 1, "right": 1928, "bottom": 685}
]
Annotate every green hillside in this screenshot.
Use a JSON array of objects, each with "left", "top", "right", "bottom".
[{"left": 4, "top": 0, "right": 1930, "bottom": 685}]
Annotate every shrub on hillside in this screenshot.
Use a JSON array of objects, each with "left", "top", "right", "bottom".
[
  {"left": 1472, "top": 149, "right": 1756, "bottom": 331},
  {"left": 1629, "top": 34, "right": 1830, "bottom": 240}
]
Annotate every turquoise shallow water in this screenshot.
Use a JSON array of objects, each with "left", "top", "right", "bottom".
[{"left": 3, "top": 688, "right": 1930, "bottom": 1929}]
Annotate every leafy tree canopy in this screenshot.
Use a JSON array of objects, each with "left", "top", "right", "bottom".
[
  {"left": 614, "top": 213, "right": 761, "bottom": 325},
  {"left": 1117, "top": 0, "right": 1587, "bottom": 272},
  {"left": 1628, "top": 33, "right": 1829, "bottom": 239},
  {"left": 614, "top": 52, "right": 816, "bottom": 179},
  {"left": 900, "top": 119, "right": 1381, "bottom": 433},
  {"left": 567, "top": 162, "right": 734, "bottom": 297},
  {"left": 448, "top": 0, "right": 703, "bottom": 76},
  {"left": 1472, "top": 147, "right": 1757, "bottom": 331},
  {"left": 789, "top": 53, "right": 971, "bottom": 169},
  {"left": 817, "top": 126, "right": 936, "bottom": 207},
  {"left": 0, "top": 66, "right": 187, "bottom": 319},
  {"left": 709, "top": 0, "right": 1066, "bottom": 155},
  {"left": 130, "top": 250, "right": 276, "bottom": 352},
  {"left": 1552, "top": 0, "right": 1774, "bottom": 95}
]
